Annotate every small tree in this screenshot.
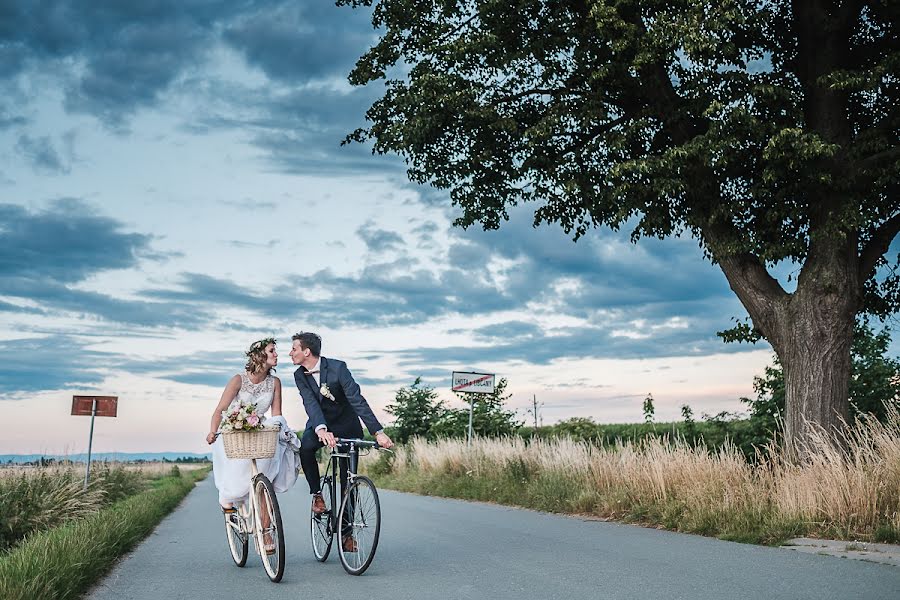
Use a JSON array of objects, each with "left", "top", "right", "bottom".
[
  {"left": 681, "top": 404, "right": 696, "bottom": 440},
  {"left": 642, "top": 393, "right": 656, "bottom": 424},
  {"left": 431, "top": 378, "right": 523, "bottom": 438},
  {"left": 384, "top": 377, "right": 445, "bottom": 443}
]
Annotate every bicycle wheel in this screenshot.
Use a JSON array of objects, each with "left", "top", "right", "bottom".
[
  {"left": 252, "top": 474, "right": 285, "bottom": 582},
  {"left": 311, "top": 475, "right": 333, "bottom": 562},
  {"left": 337, "top": 475, "right": 381, "bottom": 575},
  {"left": 223, "top": 510, "right": 247, "bottom": 567}
]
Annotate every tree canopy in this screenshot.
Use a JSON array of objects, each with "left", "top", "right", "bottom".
[{"left": 341, "top": 0, "right": 899, "bottom": 452}]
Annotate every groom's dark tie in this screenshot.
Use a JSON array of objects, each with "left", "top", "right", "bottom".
[{"left": 306, "top": 369, "right": 319, "bottom": 375}]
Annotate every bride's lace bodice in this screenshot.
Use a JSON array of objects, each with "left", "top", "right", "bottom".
[{"left": 231, "top": 372, "right": 276, "bottom": 415}]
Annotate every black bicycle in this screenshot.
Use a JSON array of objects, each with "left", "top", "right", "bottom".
[{"left": 310, "top": 437, "right": 389, "bottom": 575}]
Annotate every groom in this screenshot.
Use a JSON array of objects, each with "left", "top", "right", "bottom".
[{"left": 289, "top": 331, "right": 393, "bottom": 550}]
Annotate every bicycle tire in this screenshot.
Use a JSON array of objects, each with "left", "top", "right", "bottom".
[
  {"left": 252, "top": 474, "right": 285, "bottom": 582},
  {"left": 224, "top": 510, "right": 248, "bottom": 567},
  {"left": 337, "top": 475, "right": 381, "bottom": 576},
  {"left": 311, "top": 475, "right": 334, "bottom": 562}
]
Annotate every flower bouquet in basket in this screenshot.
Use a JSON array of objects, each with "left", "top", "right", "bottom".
[
  {"left": 221, "top": 401, "right": 266, "bottom": 432},
  {"left": 220, "top": 401, "right": 277, "bottom": 459}
]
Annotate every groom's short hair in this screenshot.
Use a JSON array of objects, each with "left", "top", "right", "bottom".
[{"left": 292, "top": 331, "right": 321, "bottom": 357}]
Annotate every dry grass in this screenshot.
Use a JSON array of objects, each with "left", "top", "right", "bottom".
[
  {"left": 0, "top": 461, "right": 207, "bottom": 553},
  {"left": 379, "top": 409, "right": 900, "bottom": 544},
  {"left": 0, "top": 461, "right": 207, "bottom": 479}
]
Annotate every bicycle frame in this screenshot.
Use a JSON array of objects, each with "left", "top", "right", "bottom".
[
  {"left": 225, "top": 458, "right": 263, "bottom": 545},
  {"left": 320, "top": 442, "right": 359, "bottom": 529}
]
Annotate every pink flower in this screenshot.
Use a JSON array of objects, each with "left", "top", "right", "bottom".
[{"left": 247, "top": 414, "right": 260, "bottom": 427}]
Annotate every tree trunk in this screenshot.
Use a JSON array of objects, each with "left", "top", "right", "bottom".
[
  {"left": 777, "top": 291, "right": 854, "bottom": 458},
  {"left": 716, "top": 235, "right": 857, "bottom": 459}
]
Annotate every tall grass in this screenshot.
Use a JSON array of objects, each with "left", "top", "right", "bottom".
[
  {"left": 0, "top": 468, "right": 207, "bottom": 600},
  {"left": 0, "top": 464, "right": 146, "bottom": 553},
  {"left": 374, "top": 410, "right": 900, "bottom": 544}
]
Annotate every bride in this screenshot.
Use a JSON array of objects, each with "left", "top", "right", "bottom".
[{"left": 206, "top": 338, "right": 299, "bottom": 548}]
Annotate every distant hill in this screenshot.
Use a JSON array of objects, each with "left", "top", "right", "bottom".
[{"left": 0, "top": 452, "right": 212, "bottom": 464}]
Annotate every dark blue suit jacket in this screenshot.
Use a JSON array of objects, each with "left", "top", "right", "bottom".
[{"left": 294, "top": 356, "right": 382, "bottom": 435}]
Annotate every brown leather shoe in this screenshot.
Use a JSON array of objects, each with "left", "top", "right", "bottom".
[
  {"left": 311, "top": 493, "right": 326, "bottom": 514},
  {"left": 342, "top": 534, "right": 357, "bottom": 552}
]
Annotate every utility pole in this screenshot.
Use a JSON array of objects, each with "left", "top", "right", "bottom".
[{"left": 527, "top": 394, "right": 544, "bottom": 429}]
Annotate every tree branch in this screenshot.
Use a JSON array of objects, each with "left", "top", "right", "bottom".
[
  {"left": 435, "top": 12, "right": 479, "bottom": 46},
  {"left": 860, "top": 146, "right": 900, "bottom": 171},
  {"left": 493, "top": 87, "right": 579, "bottom": 104},
  {"left": 859, "top": 213, "right": 900, "bottom": 283},
  {"left": 717, "top": 252, "right": 790, "bottom": 345}
]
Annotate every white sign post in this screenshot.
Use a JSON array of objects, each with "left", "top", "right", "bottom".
[{"left": 451, "top": 372, "right": 496, "bottom": 445}]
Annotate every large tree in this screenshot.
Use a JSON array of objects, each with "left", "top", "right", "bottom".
[{"left": 339, "top": 0, "right": 899, "bottom": 454}]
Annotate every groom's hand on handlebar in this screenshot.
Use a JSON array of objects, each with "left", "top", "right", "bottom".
[
  {"left": 317, "top": 428, "right": 337, "bottom": 448},
  {"left": 375, "top": 431, "right": 394, "bottom": 449}
]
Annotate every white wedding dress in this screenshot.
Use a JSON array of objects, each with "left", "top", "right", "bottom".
[{"left": 211, "top": 372, "right": 300, "bottom": 506}]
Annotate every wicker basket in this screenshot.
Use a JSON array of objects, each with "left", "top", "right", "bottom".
[{"left": 222, "top": 426, "right": 279, "bottom": 460}]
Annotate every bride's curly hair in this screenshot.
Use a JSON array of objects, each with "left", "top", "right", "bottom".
[{"left": 245, "top": 337, "right": 276, "bottom": 374}]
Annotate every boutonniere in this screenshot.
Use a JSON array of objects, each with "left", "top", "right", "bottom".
[{"left": 320, "top": 383, "right": 336, "bottom": 402}]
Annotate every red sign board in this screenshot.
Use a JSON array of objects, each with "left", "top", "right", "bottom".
[{"left": 71, "top": 396, "right": 118, "bottom": 417}]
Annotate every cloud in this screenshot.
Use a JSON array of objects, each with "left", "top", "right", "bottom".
[
  {"left": 0, "top": 200, "right": 206, "bottom": 327},
  {"left": 0, "top": 1, "right": 255, "bottom": 128},
  {"left": 3, "top": 0, "right": 392, "bottom": 172},
  {"left": 15, "top": 134, "right": 69, "bottom": 174},
  {"left": 357, "top": 221, "right": 404, "bottom": 252},
  {"left": 390, "top": 313, "right": 761, "bottom": 367},
  {"left": 0, "top": 336, "right": 242, "bottom": 395},
  {"left": 0, "top": 336, "right": 108, "bottom": 393},
  {"left": 466, "top": 321, "right": 544, "bottom": 342},
  {"left": 222, "top": 1, "right": 374, "bottom": 83},
  {"left": 132, "top": 198, "right": 750, "bottom": 362},
  {"left": 0, "top": 200, "right": 150, "bottom": 282}
]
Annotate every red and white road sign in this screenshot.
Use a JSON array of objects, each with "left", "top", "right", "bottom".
[{"left": 451, "top": 372, "right": 495, "bottom": 394}]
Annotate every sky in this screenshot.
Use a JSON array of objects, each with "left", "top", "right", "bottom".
[{"left": 0, "top": 0, "right": 787, "bottom": 455}]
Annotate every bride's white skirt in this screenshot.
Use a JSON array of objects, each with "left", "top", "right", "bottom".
[{"left": 211, "top": 416, "right": 300, "bottom": 506}]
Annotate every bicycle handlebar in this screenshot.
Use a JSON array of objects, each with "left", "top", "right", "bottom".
[{"left": 334, "top": 437, "right": 394, "bottom": 453}]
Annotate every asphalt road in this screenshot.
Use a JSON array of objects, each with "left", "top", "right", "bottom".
[{"left": 87, "top": 476, "right": 900, "bottom": 600}]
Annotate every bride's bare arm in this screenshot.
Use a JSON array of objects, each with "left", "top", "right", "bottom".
[
  {"left": 206, "top": 375, "right": 241, "bottom": 444},
  {"left": 270, "top": 378, "right": 282, "bottom": 417}
]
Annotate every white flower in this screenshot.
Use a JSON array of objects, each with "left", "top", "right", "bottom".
[{"left": 320, "top": 383, "right": 336, "bottom": 401}]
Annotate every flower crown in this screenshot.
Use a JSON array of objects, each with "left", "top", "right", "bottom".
[{"left": 246, "top": 337, "right": 276, "bottom": 357}]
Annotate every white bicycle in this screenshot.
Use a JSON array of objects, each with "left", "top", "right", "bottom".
[{"left": 216, "top": 425, "right": 285, "bottom": 582}]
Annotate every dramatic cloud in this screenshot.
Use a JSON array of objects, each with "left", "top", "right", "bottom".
[
  {"left": 223, "top": 1, "right": 374, "bottom": 82},
  {"left": 0, "top": 1, "right": 251, "bottom": 127},
  {"left": 0, "top": 200, "right": 150, "bottom": 282},
  {"left": 0, "top": 200, "right": 206, "bottom": 327}
]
